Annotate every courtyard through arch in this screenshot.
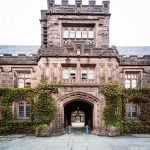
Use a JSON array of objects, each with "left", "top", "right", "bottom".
[
  {"left": 58, "top": 92, "right": 100, "bottom": 134},
  {"left": 64, "top": 100, "right": 93, "bottom": 130}
]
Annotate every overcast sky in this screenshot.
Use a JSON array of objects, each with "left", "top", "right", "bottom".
[{"left": 0, "top": 0, "right": 150, "bottom": 46}]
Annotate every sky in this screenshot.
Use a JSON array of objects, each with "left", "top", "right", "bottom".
[{"left": 0, "top": 0, "right": 150, "bottom": 46}]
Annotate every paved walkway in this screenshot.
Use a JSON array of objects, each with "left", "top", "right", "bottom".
[{"left": 0, "top": 133, "right": 150, "bottom": 150}]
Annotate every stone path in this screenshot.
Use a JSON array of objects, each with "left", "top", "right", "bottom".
[{"left": 0, "top": 133, "right": 150, "bottom": 150}]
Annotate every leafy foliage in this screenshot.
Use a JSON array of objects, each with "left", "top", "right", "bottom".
[
  {"left": 0, "top": 83, "right": 58, "bottom": 135},
  {"left": 103, "top": 82, "right": 122, "bottom": 129},
  {"left": 33, "top": 82, "right": 57, "bottom": 124},
  {"left": 122, "top": 88, "right": 150, "bottom": 134}
]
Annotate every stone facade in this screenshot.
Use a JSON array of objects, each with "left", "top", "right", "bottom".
[{"left": 0, "top": 0, "right": 150, "bottom": 136}]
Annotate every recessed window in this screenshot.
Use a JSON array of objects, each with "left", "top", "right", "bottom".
[
  {"left": 70, "top": 70, "right": 76, "bottom": 79},
  {"left": 63, "top": 70, "right": 69, "bottom": 79},
  {"left": 76, "top": 31, "right": 82, "bottom": 38},
  {"left": 88, "top": 70, "right": 95, "bottom": 79},
  {"left": 81, "top": 70, "right": 88, "bottom": 79},
  {"left": 132, "top": 80, "right": 137, "bottom": 89},
  {"left": 18, "top": 101, "right": 31, "bottom": 120},
  {"left": 125, "top": 80, "right": 131, "bottom": 89},
  {"left": 81, "top": 69, "right": 95, "bottom": 80},
  {"left": 125, "top": 73, "right": 139, "bottom": 89},
  {"left": 17, "top": 72, "right": 31, "bottom": 88},
  {"left": 127, "top": 103, "right": 139, "bottom": 118},
  {"left": 82, "top": 31, "right": 88, "bottom": 38},
  {"left": 88, "top": 31, "right": 94, "bottom": 38},
  {"left": 18, "top": 79, "right": 25, "bottom": 88},
  {"left": 70, "top": 31, "right": 76, "bottom": 38},
  {"left": 55, "top": 0, "right": 61, "bottom": 4},
  {"left": 64, "top": 30, "right": 69, "bottom": 38},
  {"left": 62, "top": 68, "right": 76, "bottom": 80}
]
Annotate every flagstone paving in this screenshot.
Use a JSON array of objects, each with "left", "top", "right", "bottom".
[{"left": 0, "top": 133, "right": 150, "bottom": 150}]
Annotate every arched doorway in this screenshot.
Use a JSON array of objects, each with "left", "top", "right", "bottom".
[
  {"left": 58, "top": 92, "right": 100, "bottom": 134},
  {"left": 64, "top": 100, "right": 93, "bottom": 129}
]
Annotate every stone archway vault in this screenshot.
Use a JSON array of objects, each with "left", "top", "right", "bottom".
[{"left": 58, "top": 92, "right": 100, "bottom": 131}]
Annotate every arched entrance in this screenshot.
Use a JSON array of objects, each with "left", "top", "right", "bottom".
[
  {"left": 64, "top": 100, "right": 93, "bottom": 129},
  {"left": 58, "top": 92, "right": 100, "bottom": 134}
]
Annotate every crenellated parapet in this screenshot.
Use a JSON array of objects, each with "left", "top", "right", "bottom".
[
  {"left": 119, "top": 55, "right": 150, "bottom": 66},
  {"left": 46, "top": 0, "right": 110, "bottom": 16},
  {"left": 0, "top": 54, "right": 38, "bottom": 65},
  {"left": 39, "top": 46, "right": 119, "bottom": 60}
]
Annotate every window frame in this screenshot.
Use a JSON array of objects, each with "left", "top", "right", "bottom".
[
  {"left": 63, "top": 30, "right": 69, "bottom": 38},
  {"left": 88, "top": 31, "right": 94, "bottom": 39},
  {"left": 17, "top": 72, "right": 31, "bottom": 88},
  {"left": 81, "top": 70, "right": 88, "bottom": 80},
  {"left": 88, "top": 69, "right": 95, "bottom": 80},
  {"left": 127, "top": 103, "right": 140, "bottom": 118},
  {"left": 18, "top": 101, "right": 31, "bottom": 120},
  {"left": 124, "top": 72, "right": 138, "bottom": 89}
]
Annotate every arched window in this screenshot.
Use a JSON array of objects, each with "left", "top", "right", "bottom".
[{"left": 18, "top": 101, "right": 31, "bottom": 119}]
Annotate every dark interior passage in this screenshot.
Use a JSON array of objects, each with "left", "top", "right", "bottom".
[{"left": 64, "top": 100, "right": 93, "bottom": 129}]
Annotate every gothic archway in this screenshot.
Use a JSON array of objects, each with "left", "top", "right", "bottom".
[
  {"left": 64, "top": 100, "right": 93, "bottom": 128},
  {"left": 58, "top": 92, "right": 100, "bottom": 132}
]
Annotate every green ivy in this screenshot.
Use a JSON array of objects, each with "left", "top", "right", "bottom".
[
  {"left": 122, "top": 88, "right": 150, "bottom": 134},
  {"left": 0, "top": 82, "right": 58, "bottom": 135},
  {"left": 103, "top": 82, "right": 123, "bottom": 129}
]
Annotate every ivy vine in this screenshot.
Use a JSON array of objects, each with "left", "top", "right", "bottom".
[{"left": 103, "top": 82, "right": 122, "bottom": 129}]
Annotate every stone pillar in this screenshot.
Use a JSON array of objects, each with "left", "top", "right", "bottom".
[
  {"left": 62, "top": 0, "right": 68, "bottom": 5},
  {"left": 75, "top": 0, "right": 82, "bottom": 7},
  {"left": 47, "top": 0, "right": 54, "bottom": 6},
  {"left": 89, "top": 0, "right": 96, "bottom": 7},
  {"left": 103, "top": 1, "right": 110, "bottom": 9}
]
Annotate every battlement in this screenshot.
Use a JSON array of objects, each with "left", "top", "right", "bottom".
[
  {"left": 119, "top": 55, "right": 150, "bottom": 66},
  {"left": 45, "top": 0, "right": 110, "bottom": 16},
  {"left": 0, "top": 54, "right": 38, "bottom": 65}
]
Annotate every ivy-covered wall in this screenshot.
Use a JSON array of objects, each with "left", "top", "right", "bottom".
[
  {"left": 102, "top": 82, "right": 150, "bottom": 134},
  {"left": 122, "top": 88, "right": 150, "bottom": 134},
  {"left": 0, "top": 82, "right": 150, "bottom": 135},
  {"left": 0, "top": 83, "right": 58, "bottom": 135}
]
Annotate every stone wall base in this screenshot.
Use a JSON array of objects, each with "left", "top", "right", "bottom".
[{"left": 92, "top": 128, "right": 120, "bottom": 137}]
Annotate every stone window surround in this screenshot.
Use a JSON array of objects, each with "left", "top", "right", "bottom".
[
  {"left": 125, "top": 73, "right": 137, "bottom": 89},
  {"left": 126, "top": 102, "right": 141, "bottom": 118},
  {"left": 61, "top": 64, "right": 96, "bottom": 81},
  {"left": 17, "top": 72, "right": 31, "bottom": 88},
  {"left": 12, "top": 100, "right": 31, "bottom": 120},
  {"left": 13, "top": 69, "right": 32, "bottom": 88},
  {"left": 63, "top": 29, "right": 94, "bottom": 39},
  {"left": 123, "top": 69, "right": 143, "bottom": 89}
]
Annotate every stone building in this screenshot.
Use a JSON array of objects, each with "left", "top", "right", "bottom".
[{"left": 0, "top": 0, "right": 150, "bottom": 135}]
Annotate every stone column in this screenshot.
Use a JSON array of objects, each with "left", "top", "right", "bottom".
[
  {"left": 89, "top": 0, "right": 96, "bottom": 7},
  {"left": 48, "top": 0, "right": 54, "bottom": 6},
  {"left": 62, "top": 0, "right": 68, "bottom": 5},
  {"left": 75, "top": 0, "right": 82, "bottom": 6}
]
